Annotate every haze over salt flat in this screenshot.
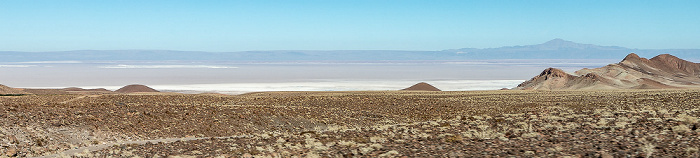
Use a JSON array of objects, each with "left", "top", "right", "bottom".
[
  {"left": 4, "top": 39, "right": 700, "bottom": 94},
  {"left": 1, "top": 60, "right": 613, "bottom": 94}
]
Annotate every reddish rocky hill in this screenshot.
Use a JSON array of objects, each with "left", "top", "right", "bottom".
[
  {"left": 516, "top": 53, "right": 700, "bottom": 90},
  {"left": 115, "top": 84, "right": 159, "bottom": 93},
  {"left": 402, "top": 82, "right": 441, "bottom": 91}
]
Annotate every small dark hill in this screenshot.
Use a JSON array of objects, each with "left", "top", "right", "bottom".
[
  {"left": 402, "top": 82, "right": 441, "bottom": 91},
  {"left": 115, "top": 84, "right": 159, "bottom": 93},
  {"left": 63, "top": 87, "right": 111, "bottom": 92}
]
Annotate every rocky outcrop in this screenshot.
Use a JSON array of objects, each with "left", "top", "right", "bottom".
[
  {"left": 516, "top": 53, "right": 700, "bottom": 90},
  {"left": 515, "top": 68, "right": 614, "bottom": 90}
]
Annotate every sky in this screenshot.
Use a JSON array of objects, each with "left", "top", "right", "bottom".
[{"left": 1, "top": 0, "right": 699, "bottom": 52}]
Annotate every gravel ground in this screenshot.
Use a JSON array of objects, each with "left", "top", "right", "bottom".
[
  {"left": 2, "top": 90, "right": 700, "bottom": 157},
  {"left": 85, "top": 106, "right": 700, "bottom": 157}
]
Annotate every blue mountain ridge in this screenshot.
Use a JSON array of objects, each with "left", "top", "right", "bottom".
[{"left": 1, "top": 39, "right": 698, "bottom": 62}]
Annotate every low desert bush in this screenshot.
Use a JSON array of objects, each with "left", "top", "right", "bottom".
[
  {"left": 671, "top": 125, "right": 691, "bottom": 134},
  {"left": 675, "top": 114, "right": 698, "bottom": 124}
]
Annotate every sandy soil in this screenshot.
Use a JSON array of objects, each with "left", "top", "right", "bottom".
[{"left": 1, "top": 90, "right": 699, "bottom": 157}]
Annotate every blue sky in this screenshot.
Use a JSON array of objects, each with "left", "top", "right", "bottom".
[{"left": 1, "top": 0, "right": 699, "bottom": 52}]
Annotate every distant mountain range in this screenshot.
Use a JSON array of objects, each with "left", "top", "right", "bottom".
[
  {"left": 2, "top": 39, "right": 699, "bottom": 62},
  {"left": 446, "top": 39, "right": 700, "bottom": 60}
]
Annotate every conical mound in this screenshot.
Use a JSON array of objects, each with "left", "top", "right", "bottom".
[
  {"left": 115, "top": 84, "right": 159, "bottom": 93},
  {"left": 402, "top": 82, "right": 441, "bottom": 91}
]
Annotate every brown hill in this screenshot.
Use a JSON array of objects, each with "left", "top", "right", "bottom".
[
  {"left": 515, "top": 68, "right": 574, "bottom": 90},
  {"left": 0, "top": 84, "right": 30, "bottom": 95},
  {"left": 516, "top": 53, "right": 700, "bottom": 90},
  {"left": 22, "top": 89, "right": 70, "bottom": 95},
  {"left": 402, "top": 82, "right": 441, "bottom": 91},
  {"left": 22, "top": 87, "right": 113, "bottom": 95},
  {"left": 63, "top": 87, "right": 111, "bottom": 92},
  {"left": 515, "top": 68, "right": 614, "bottom": 90},
  {"left": 115, "top": 84, "right": 159, "bottom": 93},
  {"left": 619, "top": 53, "right": 700, "bottom": 83}
]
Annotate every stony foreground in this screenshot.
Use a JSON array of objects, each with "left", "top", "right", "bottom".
[{"left": 1, "top": 90, "right": 699, "bottom": 157}]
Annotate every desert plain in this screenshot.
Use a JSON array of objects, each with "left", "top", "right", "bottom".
[{"left": 1, "top": 89, "right": 699, "bottom": 157}]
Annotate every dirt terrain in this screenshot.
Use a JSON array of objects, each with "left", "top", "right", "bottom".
[{"left": 1, "top": 89, "right": 699, "bottom": 157}]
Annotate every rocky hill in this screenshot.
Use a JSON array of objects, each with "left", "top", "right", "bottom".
[{"left": 515, "top": 53, "right": 700, "bottom": 90}]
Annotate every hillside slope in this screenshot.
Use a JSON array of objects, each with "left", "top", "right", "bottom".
[{"left": 515, "top": 53, "right": 700, "bottom": 90}]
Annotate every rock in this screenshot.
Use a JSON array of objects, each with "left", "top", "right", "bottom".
[
  {"left": 379, "top": 150, "right": 400, "bottom": 157},
  {"left": 5, "top": 148, "right": 18, "bottom": 157},
  {"left": 8, "top": 135, "right": 18, "bottom": 144}
]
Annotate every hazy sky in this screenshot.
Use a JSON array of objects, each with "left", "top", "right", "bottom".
[{"left": 2, "top": 0, "right": 699, "bottom": 52}]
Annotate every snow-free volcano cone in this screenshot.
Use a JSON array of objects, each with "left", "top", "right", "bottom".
[{"left": 402, "top": 82, "right": 441, "bottom": 91}]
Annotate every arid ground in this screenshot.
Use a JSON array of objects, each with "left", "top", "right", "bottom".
[{"left": 2, "top": 90, "right": 700, "bottom": 157}]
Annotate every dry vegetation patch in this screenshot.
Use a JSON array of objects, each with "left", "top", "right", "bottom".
[{"left": 2, "top": 90, "right": 700, "bottom": 157}]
